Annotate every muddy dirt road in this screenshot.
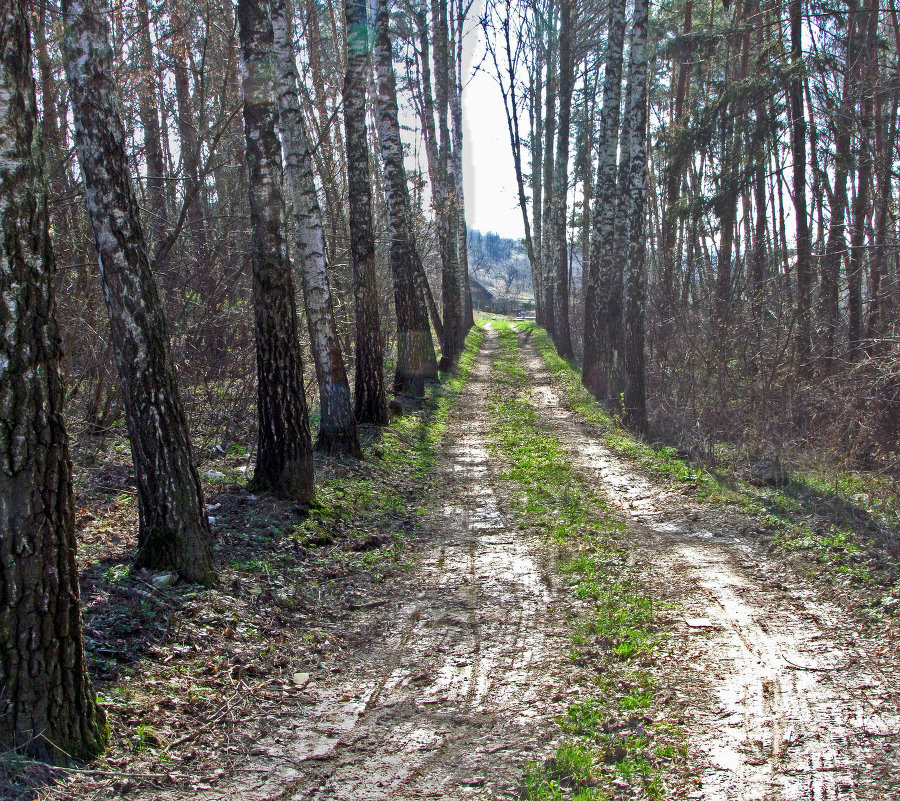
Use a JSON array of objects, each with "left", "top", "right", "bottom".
[
  {"left": 519, "top": 328, "right": 900, "bottom": 800},
  {"left": 187, "top": 325, "right": 586, "bottom": 801},
  {"left": 184, "top": 324, "right": 899, "bottom": 800}
]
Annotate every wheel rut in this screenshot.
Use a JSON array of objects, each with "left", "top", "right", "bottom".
[
  {"left": 518, "top": 329, "right": 900, "bottom": 800},
  {"left": 196, "top": 325, "right": 578, "bottom": 800}
]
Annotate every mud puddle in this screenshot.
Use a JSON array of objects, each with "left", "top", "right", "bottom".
[{"left": 519, "top": 332, "right": 900, "bottom": 800}]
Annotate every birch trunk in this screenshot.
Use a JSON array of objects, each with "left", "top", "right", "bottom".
[
  {"left": 271, "top": 0, "right": 361, "bottom": 457},
  {"left": 622, "top": 0, "right": 650, "bottom": 433},
  {"left": 373, "top": 0, "right": 438, "bottom": 395},
  {"left": 540, "top": 1, "right": 558, "bottom": 338},
  {"left": 344, "top": 0, "right": 388, "bottom": 424},
  {"left": 238, "top": 0, "right": 315, "bottom": 499},
  {"left": 583, "top": 0, "right": 626, "bottom": 399},
  {"left": 62, "top": 0, "right": 216, "bottom": 585},
  {"left": 551, "top": 0, "right": 575, "bottom": 358},
  {"left": 432, "top": 0, "right": 463, "bottom": 365},
  {"left": 1, "top": 0, "right": 108, "bottom": 762}
]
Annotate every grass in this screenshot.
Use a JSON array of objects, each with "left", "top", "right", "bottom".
[
  {"left": 483, "top": 321, "right": 674, "bottom": 798},
  {"left": 518, "top": 321, "right": 900, "bottom": 606}
]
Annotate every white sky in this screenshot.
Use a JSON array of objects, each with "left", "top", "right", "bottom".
[{"left": 459, "top": 10, "right": 527, "bottom": 241}]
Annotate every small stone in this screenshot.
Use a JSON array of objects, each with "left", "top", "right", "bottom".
[
  {"left": 152, "top": 572, "right": 176, "bottom": 588},
  {"left": 205, "top": 470, "right": 226, "bottom": 480},
  {"left": 292, "top": 672, "right": 310, "bottom": 689}
]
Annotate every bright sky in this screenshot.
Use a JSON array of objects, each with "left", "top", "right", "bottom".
[{"left": 459, "top": 9, "right": 527, "bottom": 241}]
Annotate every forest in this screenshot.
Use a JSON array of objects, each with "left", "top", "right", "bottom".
[{"left": 1, "top": 0, "right": 900, "bottom": 797}]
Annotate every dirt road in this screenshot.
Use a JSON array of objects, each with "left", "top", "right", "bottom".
[
  {"left": 519, "top": 327, "right": 900, "bottom": 800},
  {"left": 187, "top": 324, "right": 899, "bottom": 800}
]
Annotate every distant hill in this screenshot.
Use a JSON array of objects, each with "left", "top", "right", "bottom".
[{"left": 467, "top": 229, "right": 532, "bottom": 299}]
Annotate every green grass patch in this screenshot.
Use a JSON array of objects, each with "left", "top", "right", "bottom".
[{"left": 483, "top": 322, "right": 670, "bottom": 797}]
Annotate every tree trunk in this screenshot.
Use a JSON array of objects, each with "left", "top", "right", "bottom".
[
  {"left": 788, "top": 0, "right": 813, "bottom": 367},
  {"left": 237, "top": 0, "right": 316, "bottom": 500},
  {"left": 62, "top": 0, "right": 216, "bottom": 585},
  {"left": 136, "top": 0, "right": 168, "bottom": 241},
  {"left": 541, "top": 1, "right": 558, "bottom": 337},
  {"left": 583, "top": 0, "right": 627, "bottom": 399},
  {"left": 344, "top": 0, "right": 388, "bottom": 424},
  {"left": 622, "top": 0, "right": 649, "bottom": 434},
  {"left": 0, "top": 1, "right": 108, "bottom": 762},
  {"left": 660, "top": 0, "right": 692, "bottom": 303},
  {"left": 848, "top": 0, "right": 877, "bottom": 353},
  {"left": 373, "top": 0, "right": 438, "bottom": 395},
  {"left": 551, "top": 0, "right": 575, "bottom": 357},
  {"left": 818, "top": 0, "right": 861, "bottom": 359},
  {"left": 532, "top": 11, "right": 545, "bottom": 325},
  {"left": 430, "top": 0, "right": 463, "bottom": 365},
  {"left": 450, "top": 0, "right": 474, "bottom": 332},
  {"left": 271, "top": 0, "right": 361, "bottom": 457}
]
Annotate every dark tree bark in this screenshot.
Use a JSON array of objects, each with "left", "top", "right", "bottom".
[
  {"left": 551, "top": 0, "right": 575, "bottom": 358},
  {"left": 136, "top": 0, "right": 168, "bottom": 240},
  {"left": 818, "top": 0, "right": 861, "bottom": 358},
  {"left": 271, "top": 0, "right": 362, "bottom": 458},
  {"left": 788, "top": 0, "right": 813, "bottom": 366},
  {"left": 344, "top": 0, "right": 388, "bottom": 424},
  {"left": 583, "top": 0, "right": 627, "bottom": 399},
  {"left": 62, "top": 0, "right": 216, "bottom": 585},
  {"left": 237, "top": 0, "right": 315, "bottom": 500},
  {"left": 622, "top": 0, "right": 650, "bottom": 434},
  {"left": 540, "top": 1, "right": 558, "bottom": 338},
  {"left": 660, "top": 0, "right": 692, "bottom": 302},
  {"left": 373, "top": 0, "right": 438, "bottom": 395},
  {"left": 450, "top": 0, "right": 473, "bottom": 332},
  {"left": 848, "top": 0, "right": 878, "bottom": 352},
  {"left": 432, "top": 0, "right": 464, "bottom": 365},
  {"left": 0, "top": 0, "right": 108, "bottom": 763}
]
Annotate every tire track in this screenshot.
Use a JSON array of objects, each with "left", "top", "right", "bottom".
[{"left": 519, "top": 330, "right": 900, "bottom": 800}]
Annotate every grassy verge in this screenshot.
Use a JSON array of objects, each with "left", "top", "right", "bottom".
[
  {"left": 485, "top": 322, "right": 679, "bottom": 800},
  {"left": 519, "top": 321, "right": 900, "bottom": 612}
]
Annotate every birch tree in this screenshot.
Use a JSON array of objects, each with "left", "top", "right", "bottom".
[
  {"left": 271, "top": 0, "right": 362, "bottom": 457},
  {"left": 374, "top": 0, "right": 439, "bottom": 395},
  {"left": 62, "top": 0, "right": 216, "bottom": 585},
  {"left": 0, "top": 0, "right": 108, "bottom": 762},
  {"left": 238, "top": 0, "right": 316, "bottom": 499},
  {"left": 621, "top": 0, "right": 650, "bottom": 433},
  {"left": 583, "top": 0, "right": 627, "bottom": 400}
]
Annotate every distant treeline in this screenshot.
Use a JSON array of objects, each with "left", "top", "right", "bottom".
[{"left": 467, "top": 229, "right": 532, "bottom": 297}]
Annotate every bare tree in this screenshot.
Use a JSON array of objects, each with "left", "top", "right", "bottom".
[
  {"left": 238, "top": 0, "right": 316, "bottom": 499},
  {"left": 271, "top": 0, "right": 362, "bottom": 457},
  {"left": 62, "top": 0, "right": 216, "bottom": 585}
]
